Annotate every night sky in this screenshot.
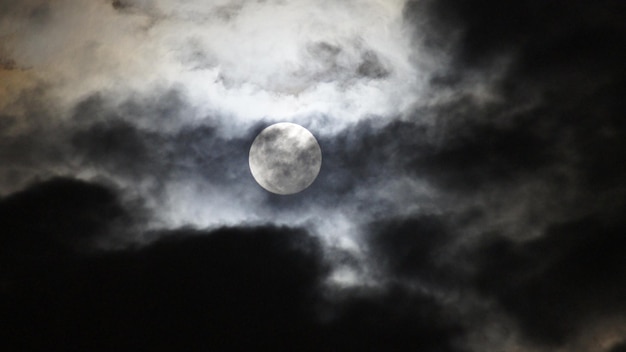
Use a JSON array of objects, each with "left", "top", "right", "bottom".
[{"left": 1, "top": 0, "right": 625, "bottom": 351}]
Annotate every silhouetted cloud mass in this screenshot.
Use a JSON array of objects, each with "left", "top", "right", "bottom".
[{"left": 1, "top": 0, "right": 625, "bottom": 351}]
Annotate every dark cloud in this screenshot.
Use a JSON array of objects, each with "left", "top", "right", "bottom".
[
  {"left": 111, "top": 0, "right": 131, "bottom": 11},
  {"left": 68, "top": 91, "right": 253, "bottom": 189},
  {"left": 304, "top": 41, "right": 392, "bottom": 84},
  {"left": 0, "top": 86, "right": 71, "bottom": 192},
  {"left": 109, "top": 0, "right": 159, "bottom": 19},
  {"left": 472, "top": 215, "right": 626, "bottom": 345},
  {"left": 320, "top": 285, "right": 467, "bottom": 352},
  {"left": 0, "top": 0, "right": 49, "bottom": 22},
  {"left": 400, "top": 0, "right": 626, "bottom": 215},
  {"left": 72, "top": 119, "right": 155, "bottom": 176},
  {"left": 357, "top": 50, "right": 390, "bottom": 79},
  {"left": 323, "top": 115, "right": 553, "bottom": 194},
  {"left": 0, "top": 179, "right": 465, "bottom": 352},
  {"left": 1, "top": 0, "right": 625, "bottom": 350},
  {"left": 411, "top": 0, "right": 626, "bottom": 72},
  {"left": 0, "top": 178, "right": 133, "bottom": 256},
  {"left": 313, "top": 120, "right": 415, "bottom": 200},
  {"left": 367, "top": 214, "right": 456, "bottom": 282},
  {"left": 1, "top": 223, "right": 323, "bottom": 350},
  {"left": 611, "top": 342, "right": 626, "bottom": 352},
  {"left": 71, "top": 89, "right": 190, "bottom": 131},
  {"left": 0, "top": 57, "right": 17, "bottom": 71}
]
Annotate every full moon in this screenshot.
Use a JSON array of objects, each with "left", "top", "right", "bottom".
[{"left": 249, "top": 123, "right": 322, "bottom": 195}]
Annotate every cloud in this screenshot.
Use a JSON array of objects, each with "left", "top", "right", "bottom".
[
  {"left": 366, "top": 214, "right": 458, "bottom": 283},
  {"left": 472, "top": 215, "right": 626, "bottom": 346},
  {"left": 0, "top": 178, "right": 465, "bottom": 351},
  {"left": 0, "top": 0, "right": 421, "bottom": 134},
  {"left": 611, "top": 342, "right": 626, "bottom": 352},
  {"left": 1, "top": 0, "right": 626, "bottom": 351},
  {"left": 0, "top": 177, "right": 137, "bottom": 254}
]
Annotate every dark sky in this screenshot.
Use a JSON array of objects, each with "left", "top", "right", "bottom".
[{"left": 1, "top": 0, "right": 625, "bottom": 351}]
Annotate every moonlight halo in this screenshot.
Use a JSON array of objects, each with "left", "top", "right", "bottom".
[{"left": 249, "top": 123, "right": 322, "bottom": 195}]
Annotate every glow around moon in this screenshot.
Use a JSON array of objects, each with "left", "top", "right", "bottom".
[{"left": 249, "top": 123, "right": 322, "bottom": 195}]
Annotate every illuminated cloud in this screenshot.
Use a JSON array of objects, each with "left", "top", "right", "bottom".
[{"left": 1, "top": 0, "right": 625, "bottom": 351}]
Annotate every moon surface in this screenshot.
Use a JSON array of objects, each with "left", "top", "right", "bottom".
[{"left": 249, "top": 123, "right": 322, "bottom": 195}]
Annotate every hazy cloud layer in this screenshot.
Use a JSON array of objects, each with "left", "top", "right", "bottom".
[{"left": 1, "top": 0, "right": 625, "bottom": 351}]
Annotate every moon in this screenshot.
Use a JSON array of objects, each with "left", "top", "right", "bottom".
[{"left": 249, "top": 123, "right": 322, "bottom": 195}]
